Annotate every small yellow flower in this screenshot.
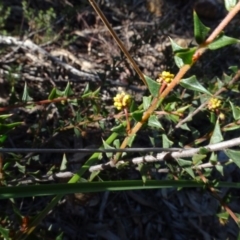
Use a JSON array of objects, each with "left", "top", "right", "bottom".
[
  {"left": 208, "top": 98, "right": 222, "bottom": 111},
  {"left": 156, "top": 71, "right": 175, "bottom": 84},
  {"left": 113, "top": 92, "right": 131, "bottom": 110}
]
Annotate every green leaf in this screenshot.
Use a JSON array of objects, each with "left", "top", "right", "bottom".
[
  {"left": 74, "top": 127, "right": 81, "bottom": 138},
  {"left": 0, "top": 180, "right": 210, "bottom": 199},
  {"left": 0, "top": 225, "right": 10, "bottom": 239},
  {"left": 192, "top": 154, "right": 206, "bottom": 165},
  {"left": 210, "top": 119, "right": 223, "bottom": 144},
  {"left": 174, "top": 56, "right": 184, "bottom": 68},
  {"left": 224, "top": 0, "right": 237, "bottom": 11},
  {"left": 0, "top": 135, "right": 7, "bottom": 144},
  {"left": 113, "top": 139, "right": 120, "bottom": 148},
  {"left": 199, "top": 147, "right": 209, "bottom": 155},
  {"left": 63, "top": 81, "right": 74, "bottom": 97},
  {"left": 127, "top": 134, "right": 136, "bottom": 147},
  {"left": 143, "top": 96, "right": 152, "bottom": 110},
  {"left": 169, "top": 37, "right": 185, "bottom": 52},
  {"left": 83, "top": 83, "right": 90, "bottom": 94},
  {"left": 0, "top": 114, "right": 12, "bottom": 121},
  {"left": 56, "top": 232, "right": 64, "bottom": 240},
  {"left": 208, "top": 35, "right": 240, "bottom": 50},
  {"left": 180, "top": 123, "right": 191, "bottom": 131},
  {"left": 132, "top": 110, "right": 144, "bottom": 122},
  {"left": 137, "top": 163, "right": 148, "bottom": 184},
  {"left": 180, "top": 75, "right": 211, "bottom": 95},
  {"left": 229, "top": 65, "right": 238, "bottom": 74},
  {"left": 193, "top": 11, "right": 211, "bottom": 44},
  {"left": 175, "top": 47, "right": 196, "bottom": 66},
  {"left": 216, "top": 165, "right": 224, "bottom": 176},
  {"left": 229, "top": 101, "right": 240, "bottom": 120},
  {"left": 89, "top": 170, "right": 100, "bottom": 182},
  {"left": 176, "top": 104, "right": 190, "bottom": 114},
  {"left": 148, "top": 115, "right": 163, "bottom": 129},
  {"left": 92, "top": 87, "right": 100, "bottom": 97},
  {"left": 177, "top": 159, "right": 192, "bottom": 167},
  {"left": 22, "top": 82, "right": 33, "bottom": 102},
  {"left": 48, "top": 88, "right": 57, "bottom": 100},
  {"left": 185, "top": 167, "right": 195, "bottom": 179},
  {"left": 111, "top": 123, "right": 126, "bottom": 133},
  {"left": 162, "top": 134, "right": 173, "bottom": 148},
  {"left": 217, "top": 211, "right": 229, "bottom": 219},
  {"left": 102, "top": 139, "right": 115, "bottom": 158},
  {"left": 0, "top": 122, "right": 23, "bottom": 134},
  {"left": 15, "top": 161, "right": 25, "bottom": 174},
  {"left": 144, "top": 75, "right": 160, "bottom": 97},
  {"left": 223, "top": 123, "right": 240, "bottom": 132},
  {"left": 225, "top": 149, "right": 240, "bottom": 168},
  {"left": 60, "top": 154, "right": 68, "bottom": 171}
]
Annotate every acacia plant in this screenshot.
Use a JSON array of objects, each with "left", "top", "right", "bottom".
[{"left": 1, "top": 0, "right": 240, "bottom": 239}]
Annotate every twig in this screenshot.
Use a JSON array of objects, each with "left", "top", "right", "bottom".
[
  {"left": 0, "top": 35, "right": 100, "bottom": 81},
  {"left": 89, "top": 137, "right": 240, "bottom": 172},
  {"left": 176, "top": 70, "right": 240, "bottom": 128},
  {"left": 7, "top": 171, "right": 74, "bottom": 185}
]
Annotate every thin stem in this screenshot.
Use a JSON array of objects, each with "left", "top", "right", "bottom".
[
  {"left": 88, "top": 0, "right": 147, "bottom": 86},
  {"left": 205, "top": 1, "right": 240, "bottom": 44}
]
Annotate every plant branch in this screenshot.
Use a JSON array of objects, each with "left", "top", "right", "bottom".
[
  {"left": 90, "top": 137, "right": 240, "bottom": 172},
  {"left": 113, "top": 2, "right": 240, "bottom": 162},
  {"left": 175, "top": 70, "right": 240, "bottom": 128}
]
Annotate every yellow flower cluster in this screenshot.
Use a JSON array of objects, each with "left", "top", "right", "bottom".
[
  {"left": 208, "top": 98, "right": 221, "bottom": 111},
  {"left": 156, "top": 71, "right": 175, "bottom": 84},
  {"left": 113, "top": 92, "right": 131, "bottom": 110}
]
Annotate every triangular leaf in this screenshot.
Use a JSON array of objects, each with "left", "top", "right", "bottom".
[
  {"left": 144, "top": 75, "right": 160, "bottom": 97},
  {"left": 210, "top": 119, "right": 223, "bottom": 144},
  {"left": 148, "top": 115, "right": 163, "bottom": 129},
  {"left": 229, "top": 101, "right": 240, "bottom": 120},
  {"left": 177, "top": 159, "right": 192, "bottom": 167},
  {"left": 60, "top": 154, "right": 68, "bottom": 171},
  {"left": 22, "top": 82, "right": 33, "bottom": 102},
  {"left": 193, "top": 11, "right": 211, "bottom": 44},
  {"left": 229, "top": 65, "right": 238, "bottom": 74},
  {"left": 102, "top": 139, "right": 115, "bottom": 158},
  {"left": 132, "top": 110, "right": 144, "bottom": 122},
  {"left": 137, "top": 163, "right": 149, "bottom": 184},
  {"left": 174, "top": 56, "right": 184, "bottom": 68},
  {"left": 216, "top": 165, "right": 224, "bottom": 176},
  {"left": 48, "top": 88, "right": 57, "bottom": 100},
  {"left": 83, "top": 83, "right": 90, "bottom": 94},
  {"left": 162, "top": 134, "right": 173, "bottom": 148},
  {"left": 64, "top": 82, "right": 74, "bottom": 97},
  {"left": 175, "top": 47, "right": 196, "bottom": 66},
  {"left": 185, "top": 167, "right": 195, "bottom": 179},
  {"left": 180, "top": 75, "right": 211, "bottom": 95},
  {"left": 169, "top": 37, "right": 185, "bottom": 52},
  {"left": 89, "top": 170, "right": 100, "bottom": 182},
  {"left": 208, "top": 35, "right": 240, "bottom": 50},
  {"left": 113, "top": 139, "right": 120, "bottom": 148},
  {"left": 192, "top": 154, "right": 206, "bottom": 165},
  {"left": 224, "top": 0, "right": 237, "bottom": 11},
  {"left": 225, "top": 149, "right": 240, "bottom": 168},
  {"left": 143, "top": 96, "right": 152, "bottom": 110}
]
